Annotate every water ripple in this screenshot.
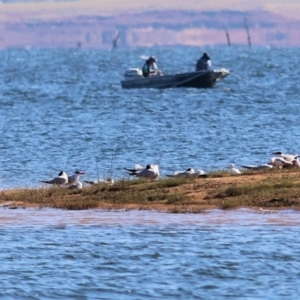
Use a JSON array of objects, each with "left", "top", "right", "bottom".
[{"left": 0, "top": 209, "right": 300, "bottom": 299}]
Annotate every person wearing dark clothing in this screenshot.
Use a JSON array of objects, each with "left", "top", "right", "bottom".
[
  {"left": 142, "top": 56, "right": 162, "bottom": 77},
  {"left": 195, "top": 52, "right": 212, "bottom": 71}
]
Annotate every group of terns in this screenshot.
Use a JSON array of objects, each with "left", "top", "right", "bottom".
[
  {"left": 39, "top": 151, "right": 300, "bottom": 189},
  {"left": 40, "top": 170, "right": 86, "bottom": 189},
  {"left": 39, "top": 170, "right": 115, "bottom": 189},
  {"left": 124, "top": 165, "right": 208, "bottom": 179},
  {"left": 241, "top": 151, "right": 300, "bottom": 171},
  {"left": 39, "top": 164, "right": 205, "bottom": 189},
  {"left": 166, "top": 167, "right": 207, "bottom": 178}
]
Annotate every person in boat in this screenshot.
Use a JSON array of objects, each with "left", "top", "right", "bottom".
[
  {"left": 195, "top": 52, "right": 212, "bottom": 71},
  {"left": 142, "top": 56, "right": 162, "bottom": 77}
]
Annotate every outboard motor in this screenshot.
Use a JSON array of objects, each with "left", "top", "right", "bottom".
[{"left": 124, "top": 68, "right": 143, "bottom": 80}]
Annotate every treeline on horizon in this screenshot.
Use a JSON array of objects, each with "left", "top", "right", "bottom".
[{"left": 0, "top": 9, "right": 299, "bottom": 48}]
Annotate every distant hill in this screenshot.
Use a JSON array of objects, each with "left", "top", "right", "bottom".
[{"left": 0, "top": 9, "right": 299, "bottom": 48}]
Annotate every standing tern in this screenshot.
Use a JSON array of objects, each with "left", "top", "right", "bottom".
[
  {"left": 40, "top": 171, "right": 68, "bottom": 186},
  {"left": 229, "top": 164, "right": 241, "bottom": 175},
  {"left": 68, "top": 171, "right": 86, "bottom": 186}
]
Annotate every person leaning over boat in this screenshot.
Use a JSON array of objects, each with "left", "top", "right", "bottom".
[
  {"left": 142, "top": 56, "right": 162, "bottom": 77},
  {"left": 195, "top": 52, "right": 212, "bottom": 71}
]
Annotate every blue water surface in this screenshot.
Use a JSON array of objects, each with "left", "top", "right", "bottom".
[
  {"left": 1, "top": 46, "right": 300, "bottom": 299},
  {"left": 1, "top": 46, "right": 299, "bottom": 188},
  {"left": 1, "top": 209, "right": 300, "bottom": 299}
]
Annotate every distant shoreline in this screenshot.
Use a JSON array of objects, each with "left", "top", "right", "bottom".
[{"left": 1, "top": 8, "right": 300, "bottom": 49}]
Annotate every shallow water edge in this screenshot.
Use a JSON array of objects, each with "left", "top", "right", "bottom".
[{"left": 1, "top": 208, "right": 300, "bottom": 227}]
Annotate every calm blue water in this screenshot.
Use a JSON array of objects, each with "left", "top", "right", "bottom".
[
  {"left": 1, "top": 46, "right": 300, "bottom": 188},
  {"left": 1, "top": 46, "right": 300, "bottom": 299},
  {"left": 1, "top": 209, "right": 300, "bottom": 299}
]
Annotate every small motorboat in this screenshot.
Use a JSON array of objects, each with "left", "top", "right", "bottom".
[{"left": 120, "top": 68, "right": 230, "bottom": 89}]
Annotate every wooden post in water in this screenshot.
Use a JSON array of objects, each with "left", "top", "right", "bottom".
[
  {"left": 112, "top": 31, "right": 120, "bottom": 50},
  {"left": 223, "top": 26, "right": 231, "bottom": 46},
  {"left": 244, "top": 17, "right": 252, "bottom": 47}
]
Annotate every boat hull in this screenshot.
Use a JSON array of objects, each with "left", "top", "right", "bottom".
[{"left": 121, "top": 70, "right": 229, "bottom": 89}]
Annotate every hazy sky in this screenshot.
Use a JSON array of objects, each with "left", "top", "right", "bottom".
[{"left": 0, "top": 0, "right": 299, "bottom": 20}]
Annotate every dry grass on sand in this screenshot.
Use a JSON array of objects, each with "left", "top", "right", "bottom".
[{"left": 1, "top": 168, "right": 300, "bottom": 212}]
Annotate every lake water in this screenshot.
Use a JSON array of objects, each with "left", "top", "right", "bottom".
[
  {"left": 1, "top": 45, "right": 300, "bottom": 299},
  {"left": 1, "top": 208, "right": 300, "bottom": 299},
  {"left": 1, "top": 46, "right": 300, "bottom": 189}
]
